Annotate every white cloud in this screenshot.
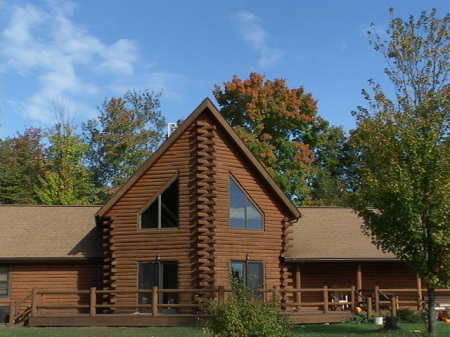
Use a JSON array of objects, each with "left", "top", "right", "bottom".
[
  {"left": 2, "top": 0, "right": 171, "bottom": 126},
  {"left": 233, "top": 10, "right": 285, "bottom": 68}
]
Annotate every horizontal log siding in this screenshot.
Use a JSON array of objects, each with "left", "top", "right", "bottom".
[
  {"left": 102, "top": 112, "right": 294, "bottom": 311},
  {"left": 6, "top": 262, "right": 102, "bottom": 313},
  {"left": 211, "top": 114, "right": 293, "bottom": 290},
  {"left": 362, "top": 262, "right": 417, "bottom": 290},
  {"left": 103, "top": 125, "right": 197, "bottom": 311}
]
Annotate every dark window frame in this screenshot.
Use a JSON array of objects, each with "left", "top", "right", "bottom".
[
  {"left": 138, "top": 261, "right": 179, "bottom": 311},
  {"left": 229, "top": 176, "right": 263, "bottom": 230},
  {"left": 230, "top": 260, "right": 264, "bottom": 290},
  {"left": 139, "top": 175, "right": 179, "bottom": 230},
  {"left": 0, "top": 264, "right": 9, "bottom": 298}
]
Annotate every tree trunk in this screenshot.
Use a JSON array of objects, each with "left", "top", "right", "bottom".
[{"left": 427, "top": 287, "right": 436, "bottom": 336}]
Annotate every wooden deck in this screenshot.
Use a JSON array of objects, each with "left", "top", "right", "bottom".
[
  {"left": 9, "top": 286, "right": 450, "bottom": 327},
  {"left": 28, "top": 312, "right": 352, "bottom": 327}
]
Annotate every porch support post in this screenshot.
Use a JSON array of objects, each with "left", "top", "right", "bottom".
[
  {"left": 356, "top": 263, "right": 363, "bottom": 302},
  {"left": 151, "top": 286, "right": 158, "bottom": 317},
  {"left": 295, "top": 263, "right": 301, "bottom": 312},
  {"left": 416, "top": 276, "right": 423, "bottom": 310},
  {"left": 90, "top": 287, "right": 96, "bottom": 317}
]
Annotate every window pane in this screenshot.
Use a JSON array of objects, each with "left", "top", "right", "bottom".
[
  {"left": 0, "top": 285, "right": 7, "bottom": 296},
  {"left": 162, "top": 262, "right": 178, "bottom": 304},
  {"left": 141, "top": 177, "right": 179, "bottom": 229},
  {"left": 247, "top": 262, "right": 263, "bottom": 289},
  {"left": 0, "top": 265, "right": 8, "bottom": 296},
  {"left": 229, "top": 180, "right": 246, "bottom": 229},
  {"left": 139, "top": 262, "right": 159, "bottom": 289},
  {"left": 230, "top": 261, "right": 245, "bottom": 283},
  {"left": 161, "top": 180, "right": 178, "bottom": 228},
  {"left": 141, "top": 199, "right": 159, "bottom": 229},
  {"left": 246, "top": 200, "right": 262, "bottom": 230}
]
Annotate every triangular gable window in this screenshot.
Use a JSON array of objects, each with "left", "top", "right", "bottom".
[
  {"left": 140, "top": 176, "right": 179, "bottom": 229},
  {"left": 229, "top": 177, "right": 263, "bottom": 230}
]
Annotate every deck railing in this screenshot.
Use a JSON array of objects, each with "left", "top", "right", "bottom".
[{"left": 9, "top": 286, "right": 450, "bottom": 325}]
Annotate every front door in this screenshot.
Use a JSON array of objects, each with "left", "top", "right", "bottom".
[{"left": 138, "top": 261, "right": 178, "bottom": 312}]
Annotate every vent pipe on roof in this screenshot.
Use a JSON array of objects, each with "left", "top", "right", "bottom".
[{"left": 167, "top": 120, "right": 183, "bottom": 138}]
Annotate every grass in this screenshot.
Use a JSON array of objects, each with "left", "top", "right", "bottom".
[{"left": 0, "top": 323, "right": 449, "bottom": 337}]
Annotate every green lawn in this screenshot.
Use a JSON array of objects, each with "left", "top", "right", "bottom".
[{"left": 0, "top": 323, "right": 449, "bottom": 337}]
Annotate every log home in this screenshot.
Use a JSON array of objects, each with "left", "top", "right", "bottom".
[
  {"left": 1, "top": 99, "right": 448, "bottom": 326},
  {"left": 95, "top": 98, "right": 300, "bottom": 312}
]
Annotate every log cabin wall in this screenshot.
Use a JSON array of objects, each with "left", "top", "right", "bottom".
[
  {"left": 101, "top": 109, "right": 295, "bottom": 311},
  {"left": 102, "top": 121, "right": 193, "bottom": 311},
  {"left": 0, "top": 262, "right": 103, "bottom": 313},
  {"left": 211, "top": 114, "right": 294, "bottom": 290}
]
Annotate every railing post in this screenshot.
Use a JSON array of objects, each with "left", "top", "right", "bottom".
[
  {"left": 151, "top": 286, "right": 158, "bottom": 317},
  {"left": 374, "top": 286, "right": 380, "bottom": 313},
  {"left": 90, "top": 287, "right": 97, "bottom": 317},
  {"left": 295, "top": 263, "right": 302, "bottom": 312},
  {"left": 323, "top": 286, "right": 329, "bottom": 313},
  {"left": 296, "top": 288, "right": 302, "bottom": 312},
  {"left": 218, "top": 286, "right": 225, "bottom": 304},
  {"left": 391, "top": 296, "right": 397, "bottom": 317},
  {"left": 350, "top": 286, "right": 356, "bottom": 311},
  {"left": 9, "top": 300, "right": 16, "bottom": 325},
  {"left": 31, "top": 289, "right": 38, "bottom": 317},
  {"left": 367, "top": 296, "right": 373, "bottom": 318},
  {"left": 416, "top": 277, "right": 423, "bottom": 310}
]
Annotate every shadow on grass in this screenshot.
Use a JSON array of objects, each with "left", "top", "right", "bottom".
[{"left": 293, "top": 323, "right": 393, "bottom": 335}]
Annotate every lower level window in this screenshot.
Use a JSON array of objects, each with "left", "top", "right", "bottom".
[
  {"left": 0, "top": 265, "right": 9, "bottom": 297},
  {"left": 138, "top": 261, "right": 178, "bottom": 312},
  {"left": 230, "top": 261, "right": 264, "bottom": 289}
]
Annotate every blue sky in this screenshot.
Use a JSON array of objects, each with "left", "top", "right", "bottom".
[{"left": 2, "top": 0, "right": 448, "bottom": 139}]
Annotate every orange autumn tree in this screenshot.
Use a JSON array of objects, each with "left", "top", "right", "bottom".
[{"left": 213, "top": 73, "right": 318, "bottom": 204}]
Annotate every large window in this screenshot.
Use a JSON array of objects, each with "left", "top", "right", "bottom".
[
  {"left": 229, "top": 178, "right": 262, "bottom": 230},
  {"left": 0, "top": 265, "right": 9, "bottom": 297},
  {"left": 231, "top": 261, "right": 264, "bottom": 289},
  {"left": 140, "top": 177, "right": 179, "bottom": 229},
  {"left": 138, "top": 261, "right": 178, "bottom": 312}
]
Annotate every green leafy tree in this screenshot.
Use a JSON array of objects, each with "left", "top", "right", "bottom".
[
  {"left": 35, "top": 122, "right": 96, "bottom": 205},
  {"left": 213, "top": 73, "right": 319, "bottom": 204},
  {"left": 351, "top": 9, "right": 449, "bottom": 335},
  {"left": 308, "top": 118, "right": 354, "bottom": 206},
  {"left": 83, "top": 90, "right": 166, "bottom": 201},
  {"left": 0, "top": 128, "right": 45, "bottom": 204}
]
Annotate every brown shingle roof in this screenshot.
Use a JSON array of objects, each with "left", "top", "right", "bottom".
[
  {"left": 286, "top": 207, "right": 397, "bottom": 261},
  {"left": 0, "top": 205, "right": 102, "bottom": 259}
]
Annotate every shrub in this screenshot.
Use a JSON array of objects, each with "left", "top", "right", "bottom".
[
  {"left": 204, "top": 278, "right": 292, "bottom": 337},
  {"left": 397, "top": 308, "right": 424, "bottom": 323}
]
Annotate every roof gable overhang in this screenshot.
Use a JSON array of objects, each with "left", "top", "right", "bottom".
[{"left": 96, "top": 98, "right": 300, "bottom": 220}]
